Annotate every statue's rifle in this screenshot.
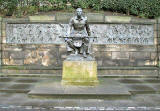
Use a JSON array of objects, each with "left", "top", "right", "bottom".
[
  {"left": 59, "top": 36, "right": 98, "bottom": 42},
  {"left": 59, "top": 36, "right": 97, "bottom": 38}
]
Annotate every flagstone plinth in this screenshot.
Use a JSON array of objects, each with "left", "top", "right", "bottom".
[{"left": 62, "top": 60, "right": 98, "bottom": 85}]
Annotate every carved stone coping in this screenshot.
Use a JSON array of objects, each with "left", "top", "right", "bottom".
[
  {"left": 5, "top": 21, "right": 155, "bottom": 25},
  {"left": 2, "top": 65, "right": 158, "bottom": 70},
  {"left": 1, "top": 14, "right": 156, "bottom": 25}
]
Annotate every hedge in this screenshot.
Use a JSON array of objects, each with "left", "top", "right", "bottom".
[
  {"left": 102, "top": 0, "right": 160, "bottom": 18},
  {"left": 0, "top": 0, "right": 160, "bottom": 18}
]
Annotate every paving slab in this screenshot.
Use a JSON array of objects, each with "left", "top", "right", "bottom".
[
  {"left": 117, "top": 79, "right": 143, "bottom": 84},
  {"left": 28, "top": 78, "right": 131, "bottom": 99},
  {"left": 149, "top": 84, "right": 160, "bottom": 92},
  {"left": 125, "top": 84, "right": 156, "bottom": 94},
  {"left": 116, "top": 78, "right": 160, "bottom": 84},
  {"left": 116, "top": 78, "right": 160, "bottom": 94},
  {"left": 0, "top": 77, "right": 160, "bottom": 109},
  {"left": 142, "top": 79, "right": 160, "bottom": 83},
  {"left": 0, "top": 77, "right": 14, "bottom": 82},
  {"left": 132, "top": 94, "right": 160, "bottom": 107},
  {"left": 59, "top": 99, "right": 81, "bottom": 107},
  {"left": 14, "top": 79, "right": 39, "bottom": 83},
  {"left": 0, "top": 83, "right": 35, "bottom": 93},
  {"left": 0, "top": 83, "right": 10, "bottom": 89}
]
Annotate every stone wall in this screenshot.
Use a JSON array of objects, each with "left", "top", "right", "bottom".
[
  {"left": 0, "top": 14, "right": 159, "bottom": 75},
  {"left": 0, "top": 17, "right": 2, "bottom": 68},
  {"left": 158, "top": 18, "right": 160, "bottom": 68}
]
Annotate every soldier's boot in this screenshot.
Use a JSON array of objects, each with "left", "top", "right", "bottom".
[
  {"left": 67, "top": 51, "right": 72, "bottom": 55},
  {"left": 83, "top": 51, "right": 87, "bottom": 58},
  {"left": 75, "top": 49, "right": 78, "bottom": 55},
  {"left": 83, "top": 44, "right": 89, "bottom": 58}
]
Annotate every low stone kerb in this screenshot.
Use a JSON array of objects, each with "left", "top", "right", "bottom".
[
  {"left": 29, "top": 15, "right": 55, "bottom": 21},
  {"left": 86, "top": 13, "right": 104, "bottom": 23},
  {"left": 105, "top": 16, "right": 131, "bottom": 23}
]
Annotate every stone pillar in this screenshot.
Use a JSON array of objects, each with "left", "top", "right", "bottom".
[
  {"left": 158, "top": 18, "right": 160, "bottom": 77},
  {"left": 62, "top": 60, "right": 98, "bottom": 85},
  {"left": 0, "top": 17, "right": 2, "bottom": 71}
]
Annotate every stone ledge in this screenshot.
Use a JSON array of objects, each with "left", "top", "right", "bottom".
[
  {"left": 98, "top": 69, "right": 158, "bottom": 76},
  {"left": 92, "top": 44, "right": 157, "bottom": 52},
  {"left": 0, "top": 15, "right": 157, "bottom": 24},
  {"left": 2, "top": 18, "right": 29, "bottom": 23},
  {"left": 55, "top": 13, "right": 73, "bottom": 22},
  {"left": 104, "top": 16, "right": 156, "bottom": 24},
  {"left": 55, "top": 13, "right": 104, "bottom": 23},
  {"left": 105, "top": 16, "right": 131, "bottom": 23},
  {"left": 2, "top": 65, "right": 158, "bottom": 70},
  {"left": 0, "top": 73, "right": 157, "bottom": 78},
  {"left": 86, "top": 13, "right": 104, "bottom": 23},
  {"left": 98, "top": 66, "right": 158, "bottom": 70},
  {"left": 28, "top": 78, "right": 131, "bottom": 99},
  {"left": 131, "top": 18, "right": 156, "bottom": 24},
  {"left": 29, "top": 16, "right": 55, "bottom": 22},
  {"left": 1, "top": 69, "right": 62, "bottom": 74},
  {"left": 0, "top": 89, "right": 30, "bottom": 93},
  {"left": 0, "top": 69, "right": 158, "bottom": 77}
]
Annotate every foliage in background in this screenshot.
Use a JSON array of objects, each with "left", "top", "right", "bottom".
[
  {"left": 0, "top": 0, "right": 160, "bottom": 18},
  {"left": 102, "top": 0, "right": 160, "bottom": 18},
  {"left": 0, "top": 0, "right": 18, "bottom": 16}
]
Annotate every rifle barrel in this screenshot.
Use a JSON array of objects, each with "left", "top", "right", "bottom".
[{"left": 59, "top": 36, "right": 97, "bottom": 38}]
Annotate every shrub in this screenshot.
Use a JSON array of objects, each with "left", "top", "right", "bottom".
[
  {"left": 0, "top": 0, "right": 160, "bottom": 18},
  {"left": 102, "top": 0, "right": 160, "bottom": 18},
  {"left": 71, "top": 0, "right": 90, "bottom": 9},
  {"left": 0, "top": 0, "right": 18, "bottom": 16}
]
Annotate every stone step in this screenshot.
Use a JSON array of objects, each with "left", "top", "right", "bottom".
[
  {"left": 0, "top": 77, "right": 160, "bottom": 99},
  {"left": 2, "top": 66, "right": 158, "bottom": 70},
  {"left": 116, "top": 78, "right": 160, "bottom": 94},
  {"left": 1, "top": 67, "right": 158, "bottom": 77},
  {"left": 0, "top": 77, "right": 40, "bottom": 93},
  {"left": 0, "top": 89, "right": 30, "bottom": 93},
  {"left": 28, "top": 93, "right": 131, "bottom": 100},
  {"left": 1, "top": 70, "right": 158, "bottom": 78},
  {"left": 0, "top": 74, "right": 158, "bottom": 78},
  {"left": 1, "top": 69, "right": 62, "bottom": 75},
  {"left": 0, "top": 77, "right": 45, "bottom": 83},
  {"left": 28, "top": 78, "right": 132, "bottom": 99},
  {"left": 127, "top": 84, "right": 160, "bottom": 94}
]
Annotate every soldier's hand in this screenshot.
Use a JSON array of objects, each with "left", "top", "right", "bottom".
[
  {"left": 65, "top": 38, "right": 68, "bottom": 42},
  {"left": 84, "top": 38, "right": 89, "bottom": 43}
]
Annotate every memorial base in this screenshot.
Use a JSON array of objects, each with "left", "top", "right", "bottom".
[{"left": 62, "top": 60, "right": 98, "bottom": 86}]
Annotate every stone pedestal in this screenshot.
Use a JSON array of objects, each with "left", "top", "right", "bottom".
[{"left": 62, "top": 60, "right": 98, "bottom": 85}]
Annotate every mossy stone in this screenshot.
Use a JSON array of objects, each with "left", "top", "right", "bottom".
[{"left": 62, "top": 60, "right": 98, "bottom": 85}]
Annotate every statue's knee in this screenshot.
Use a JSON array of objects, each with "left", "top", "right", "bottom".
[{"left": 83, "top": 38, "right": 89, "bottom": 43}]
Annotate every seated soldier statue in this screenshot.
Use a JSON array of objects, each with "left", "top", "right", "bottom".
[{"left": 65, "top": 8, "right": 91, "bottom": 58}]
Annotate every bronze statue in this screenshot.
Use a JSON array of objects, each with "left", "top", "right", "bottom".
[{"left": 65, "top": 8, "right": 91, "bottom": 58}]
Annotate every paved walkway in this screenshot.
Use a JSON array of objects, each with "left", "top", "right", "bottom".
[{"left": 0, "top": 76, "right": 160, "bottom": 110}]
